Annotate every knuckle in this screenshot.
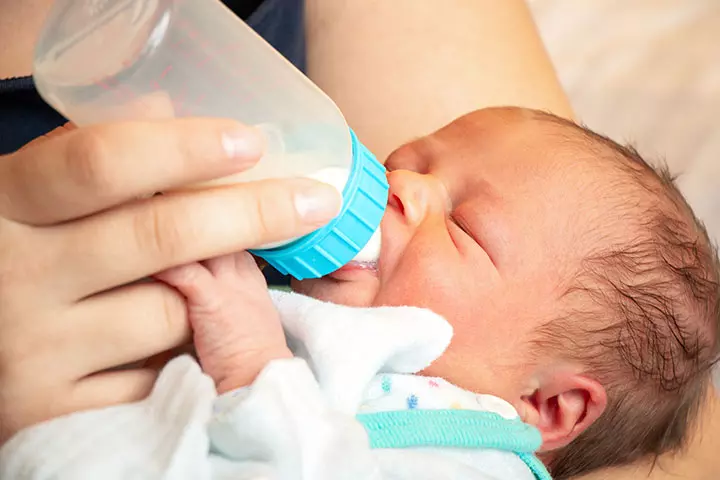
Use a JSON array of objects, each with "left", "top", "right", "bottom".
[
  {"left": 169, "top": 264, "right": 203, "bottom": 286},
  {"left": 0, "top": 252, "right": 14, "bottom": 295},
  {"left": 0, "top": 226, "right": 50, "bottom": 285},
  {"left": 0, "top": 320, "right": 51, "bottom": 380},
  {"left": 0, "top": 375, "right": 57, "bottom": 443},
  {"left": 0, "top": 350, "right": 23, "bottom": 385},
  {"left": 247, "top": 185, "right": 295, "bottom": 243},
  {"left": 0, "top": 334, "right": 35, "bottom": 397},
  {"left": 232, "top": 190, "right": 269, "bottom": 247},
  {"left": 64, "top": 129, "right": 117, "bottom": 195},
  {"left": 0, "top": 397, "right": 27, "bottom": 443},
  {"left": 133, "top": 206, "right": 186, "bottom": 259},
  {"left": 253, "top": 194, "right": 274, "bottom": 241}
]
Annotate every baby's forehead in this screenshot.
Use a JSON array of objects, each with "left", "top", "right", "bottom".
[
  {"left": 521, "top": 112, "right": 626, "bottom": 164},
  {"left": 403, "top": 107, "right": 661, "bottom": 228},
  {"left": 442, "top": 108, "right": 628, "bottom": 172},
  {"left": 491, "top": 111, "right": 662, "bottom": 233}
]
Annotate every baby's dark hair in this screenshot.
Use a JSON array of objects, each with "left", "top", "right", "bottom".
[{"left": 532, "top": 113, "right": 720, "bottom": 479}]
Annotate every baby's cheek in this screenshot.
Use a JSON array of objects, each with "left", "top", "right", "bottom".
[{"left": 293, "top": 278, "right": 377, "bottom": 307}]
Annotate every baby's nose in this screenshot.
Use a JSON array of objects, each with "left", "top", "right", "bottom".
[{"left": 387, "top": 170, "right": 450, "bottom": 226}]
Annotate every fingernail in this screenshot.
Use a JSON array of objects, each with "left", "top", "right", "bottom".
[
  {"left": 294, "top": 183, "right": 342, "bottom": 224},
  {"left": 221, "top": 126, "right": 264, "bottom": 162}
]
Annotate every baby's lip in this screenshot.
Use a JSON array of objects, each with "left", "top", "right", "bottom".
[
  {"left": 326, "top": 201, "right": 394, "bottom": 281},
  {"left": 328, "top": 260, "right": 379, "bottom": 280}
]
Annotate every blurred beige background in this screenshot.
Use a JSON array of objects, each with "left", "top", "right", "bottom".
[
  {"left": 529, "top": 0, "right": 720, "bottom": 389},
  {"left": 530, "top": 0, "right": 719, "bottom": 244}
]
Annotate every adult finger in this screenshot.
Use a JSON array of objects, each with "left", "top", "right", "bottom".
[
  {"left": 66, "top": 282, "right": 191, "bottom": 374},
  {"left": 72, "top": 368, "right": 159, "bottom": 411},
  {"left": 0, "top": 368, "right": 160, "bottom": 442},
  {"left": 0, "top": 118, "right": 263, "bottom": 225},
  {"left": 51, "top": 178, "right": 341, "bottom": 300}
]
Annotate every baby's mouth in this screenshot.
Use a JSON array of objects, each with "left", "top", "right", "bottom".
[
  {"left": 328, "top": 227, "right": 382, "bottom": 279},
  {"left": 328, "top": 259, "right": 378, "bottom": 281},
  {"left": 342, "top": 259, "right": 378, "bottom": 271}
]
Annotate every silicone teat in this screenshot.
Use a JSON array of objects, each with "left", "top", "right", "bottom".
[
  {"left": 307, "top": 167, "right": 381, "bottom": 263},
  {"left": 351, "top": 228, "right": 381, "bottom": 263},
  {"left": 250, "top": 129, "right": 389, "bottom": 280}
]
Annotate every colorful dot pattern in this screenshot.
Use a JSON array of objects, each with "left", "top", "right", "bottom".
[{"left": 359, "top": 374, "right": 519, "bottom": 420}]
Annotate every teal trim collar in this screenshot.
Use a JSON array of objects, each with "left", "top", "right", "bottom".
[{"left": 356, "top": 409, "right": 552, "bottom": 480}]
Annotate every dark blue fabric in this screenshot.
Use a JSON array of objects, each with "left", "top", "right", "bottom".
[
  {"left": 0, "top": 0, "right": 300, "bottom": 286},
  {"left": 0, "top": 76, "right": 66, "bottom": 153},
  {"left": 246, "top": 0, "right": 306, "bottom": 73}
]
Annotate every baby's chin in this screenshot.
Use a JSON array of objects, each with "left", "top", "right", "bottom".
[{"left": 291, "top": 275, "right": 379, "bottom": 308}]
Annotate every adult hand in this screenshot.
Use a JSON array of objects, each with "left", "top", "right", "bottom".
[{"left": 0, "top": 118, "right": 341, "bottom": 444}]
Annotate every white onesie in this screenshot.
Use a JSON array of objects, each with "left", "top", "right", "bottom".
[{"left": 0, "top": 291, "right": 551, "bottom": 480}]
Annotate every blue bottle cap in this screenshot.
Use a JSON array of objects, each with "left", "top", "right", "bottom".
[{"left": 251, "top": 129, "right": 389, "bottom": 280}]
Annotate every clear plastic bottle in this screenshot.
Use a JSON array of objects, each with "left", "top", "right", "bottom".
[{"left": 32, "top": 0, "right": 388, "bottom": 280}]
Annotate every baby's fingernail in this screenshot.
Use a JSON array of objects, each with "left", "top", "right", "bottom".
[
  {"left": 294, "top": 183, "right": 342, "bottom": 224},
  {"left": 221, "top": 126, "right": 264, "bottom": 163}
]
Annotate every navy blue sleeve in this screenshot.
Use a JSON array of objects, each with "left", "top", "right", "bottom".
[{"left": 243, "top": 0, "right": 306, "bottom": 72}]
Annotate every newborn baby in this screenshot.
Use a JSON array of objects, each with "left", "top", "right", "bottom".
[
  {"left": 161, "top": 108, "right": 720, "bottom": 478},
  {"left": 2, "top": 108, "right": 716, "bottom": 480}
]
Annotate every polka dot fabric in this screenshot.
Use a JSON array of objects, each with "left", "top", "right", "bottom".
[{"left": 359, "top": 374, "right": 519, "bottom": 420}]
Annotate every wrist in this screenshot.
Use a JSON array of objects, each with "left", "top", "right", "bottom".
[{"left": 214, "top": 345, "right": 293, "bottom": 394}]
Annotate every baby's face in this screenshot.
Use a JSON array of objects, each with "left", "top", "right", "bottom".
[{"left": 295, "top": 108, "right": 610, "bottom": 397}]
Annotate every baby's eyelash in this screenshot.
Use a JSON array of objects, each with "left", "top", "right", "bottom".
[
  {"left": 449, "top": 213, "right": 485, "bottom": 254},
  {"left": 449, "top": 213, "right": 471, "bottom": 236}
]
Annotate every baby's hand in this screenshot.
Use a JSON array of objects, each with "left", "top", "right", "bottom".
[{"left": 156, "top": 252, "right": 291, "bottom": 393}]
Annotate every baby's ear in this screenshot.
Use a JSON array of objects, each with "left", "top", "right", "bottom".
[{"left": 518, "top": 372, "right": 607, "bottom": 452}]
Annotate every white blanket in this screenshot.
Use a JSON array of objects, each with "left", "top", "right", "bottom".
[{"left": 0, "top": 291, "right": 543, "bottom": 480}]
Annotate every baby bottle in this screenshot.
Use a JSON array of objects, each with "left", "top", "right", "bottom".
[{"left": 32, "top": 0, "right": 388, "bottom": 280}]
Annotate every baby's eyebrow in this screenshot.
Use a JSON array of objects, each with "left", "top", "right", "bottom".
[{"left": 457, "top": 174, "right": 500, "bottom": 208}]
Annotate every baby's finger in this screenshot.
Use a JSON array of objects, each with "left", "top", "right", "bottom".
[
  {"left": 232, "top": 251, "right": 261, "bottom": 273},
  {"left": 203, "top": 251, "right": 263, "bottom": 284},
  {"left": 155, "top": 262, "right": 219, "bottom": 307},
  {"left": 201, "top": 253, "right": 245, "bottom": 278}
]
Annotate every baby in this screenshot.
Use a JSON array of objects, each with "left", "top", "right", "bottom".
[
  {"left": 159, "top": 108, "right": 720, "bottom": 478},
  {"left": 2, "top": 108, "right": 716, "bottom": 480}
]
